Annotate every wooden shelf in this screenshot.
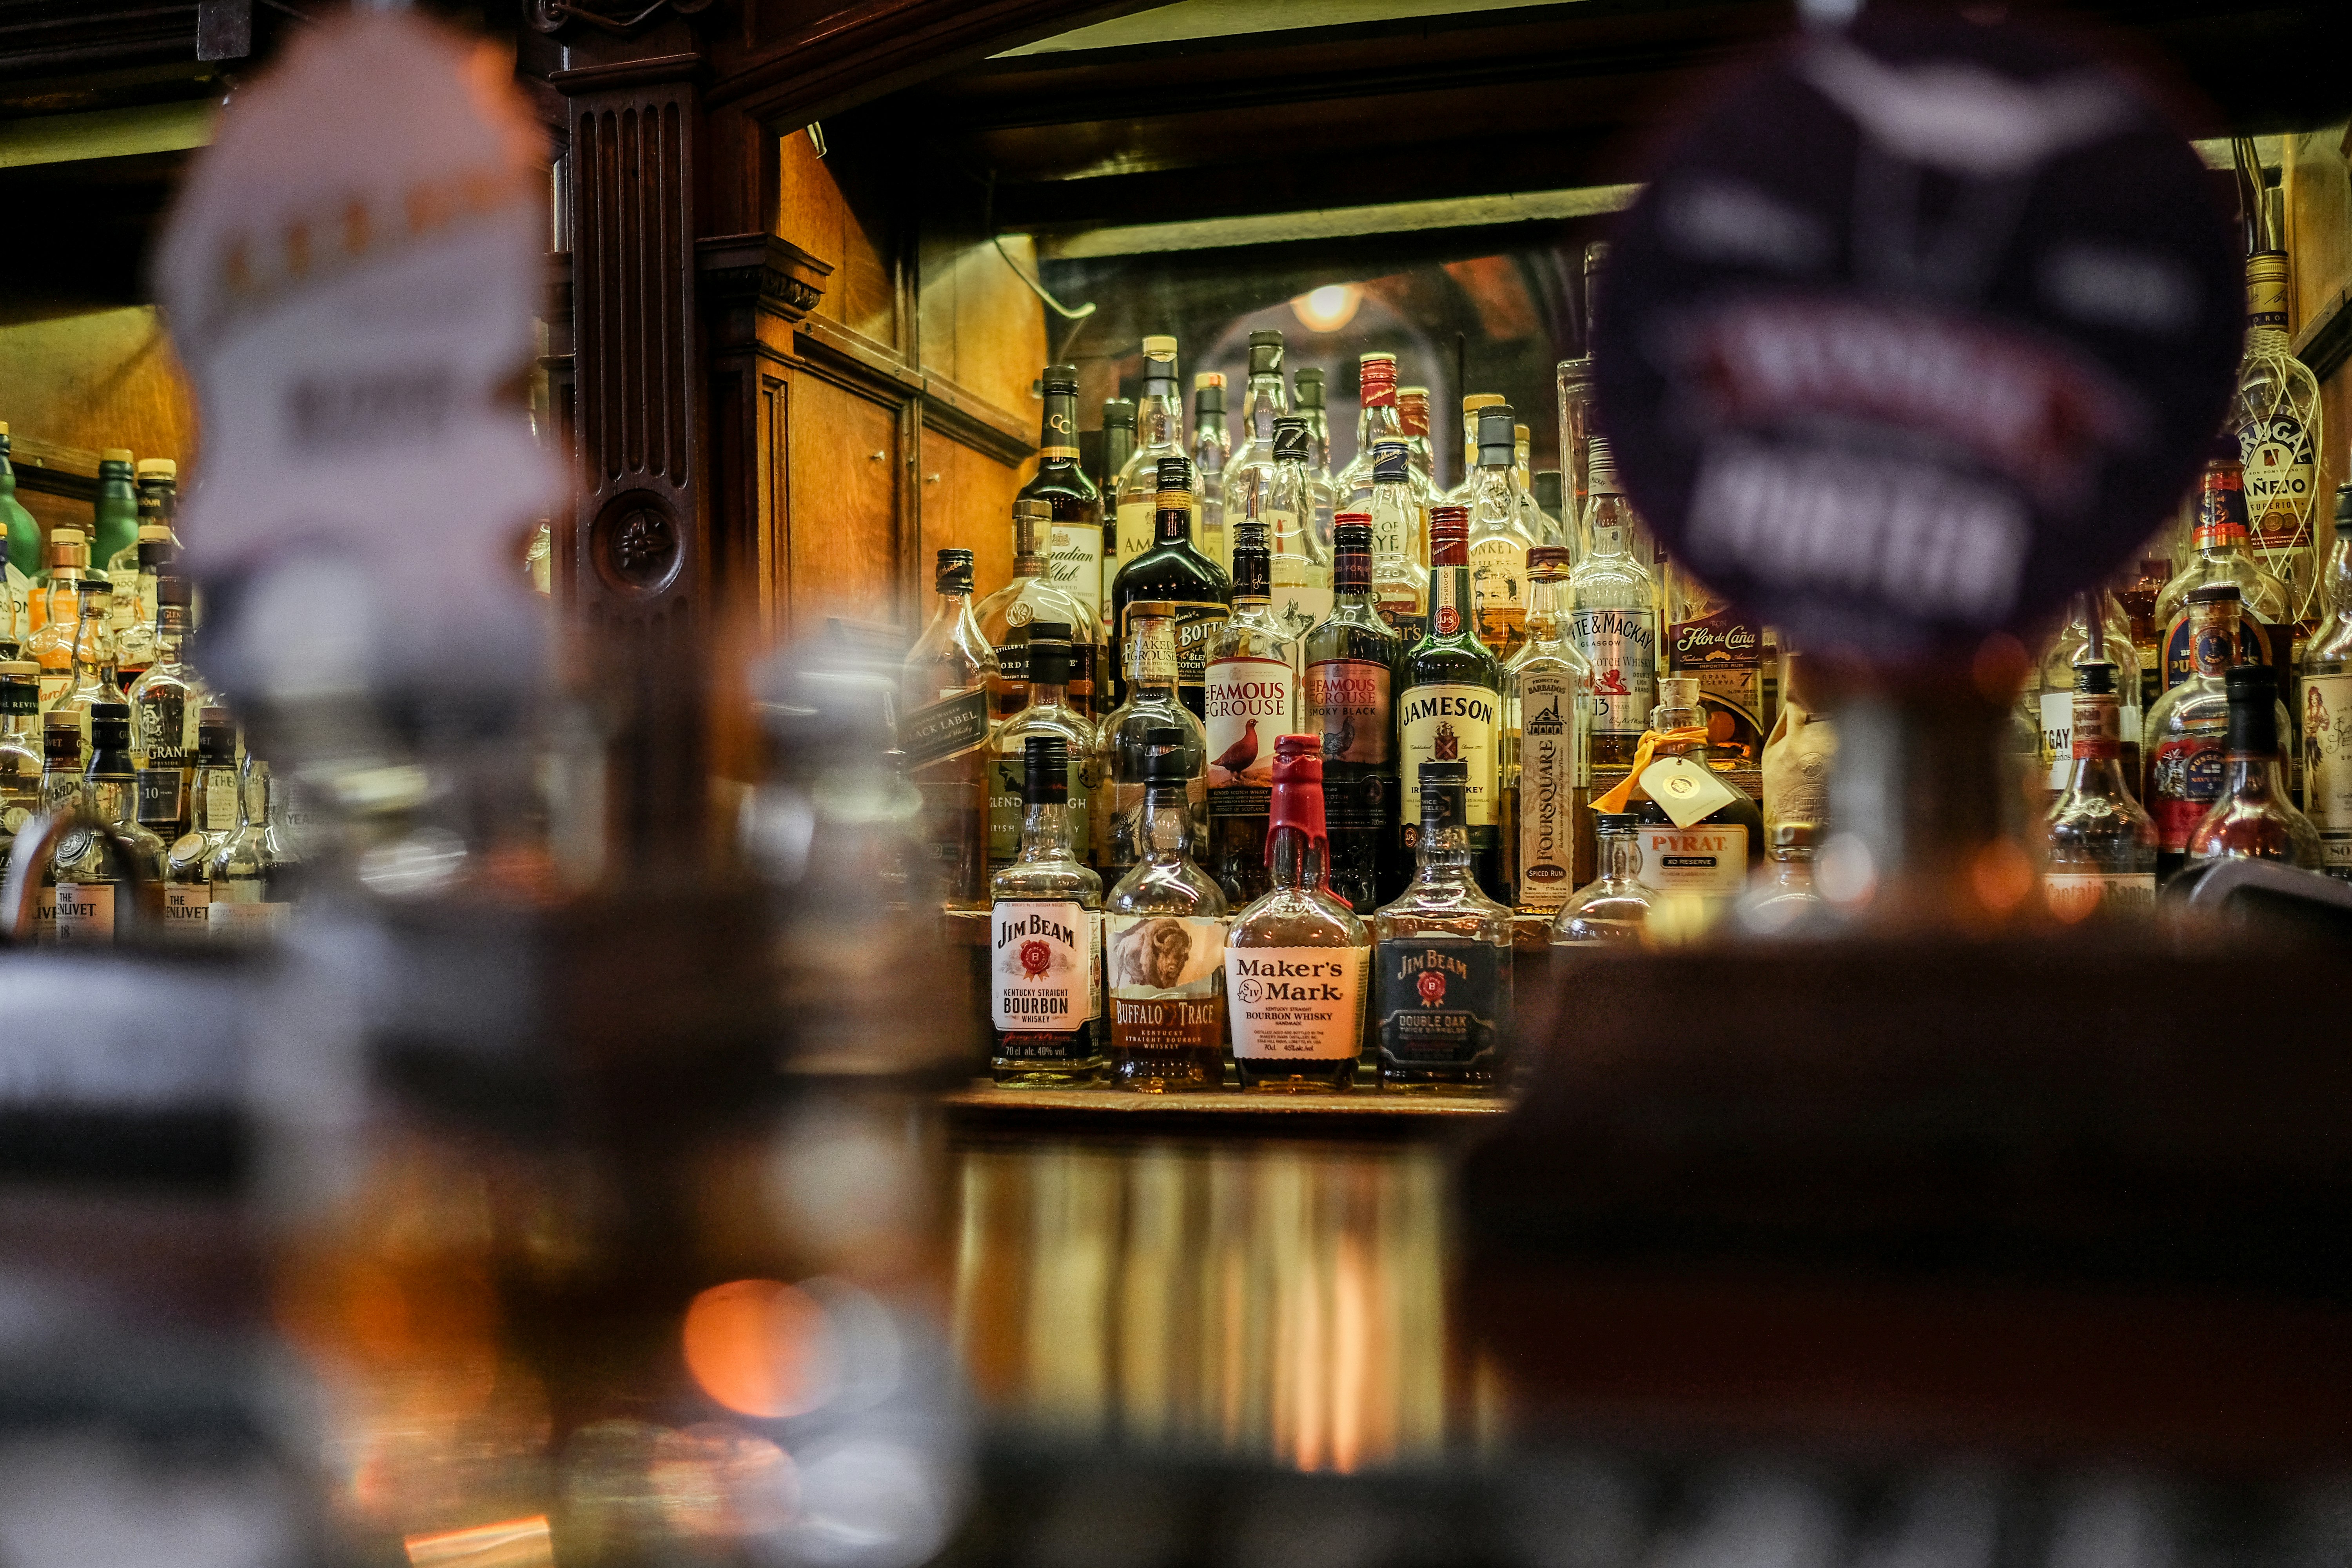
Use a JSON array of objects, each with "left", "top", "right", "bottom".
[{"left": 943, "top": 1082, "right": 1509, "bottom": 1140}]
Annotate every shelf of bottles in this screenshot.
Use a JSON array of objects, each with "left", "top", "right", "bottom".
[{"left": 909, "top": 232, "right": 2348, "bottom": 1095}]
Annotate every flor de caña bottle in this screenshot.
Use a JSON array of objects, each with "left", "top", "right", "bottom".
[
  {"left": 989, "top": 734, "right": 1104, "bottom": 1086},
  {"left": 1226, "top": 733, "right": 1370, "bottom": 1093}
]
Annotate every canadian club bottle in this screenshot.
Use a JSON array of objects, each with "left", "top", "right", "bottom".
[
  {"left": 1396, "top": 504, "right": 1503, "bottom": 897},
  {"left": 1226, "top": 733, "right": 1369, "bottom": 1093},
  {"left": 1203, "top": 521, "right": 1298, "bottom": 904},
  {"left": 1103, "top": 725, "right": 1230, "bottom": 1091},
  {"left": 2040, "top": 661, "right": 2158, "bottom": 921},
  {"left": 902, "top": 548, "right": 999, "bottom": 907},
  {"left": 1109, "top": 455, "right": 1230, "bottom": 715},
  {"left": 1304, "top": 517, "right": 1403, "bottom": 911},
  {"left": 989, "top": 734, "right": 1104, "bottom": 1086},
  {"left": 1016, "top": 364, "right": 1107, "bottom": 644},
  {"left": 1373, "top": 759, "right": 1513, "bottom": 1093}
]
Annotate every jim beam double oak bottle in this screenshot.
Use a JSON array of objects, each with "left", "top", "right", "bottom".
[{"left": 1374, "top": 759, "right": 1512, "bottom": 1094}]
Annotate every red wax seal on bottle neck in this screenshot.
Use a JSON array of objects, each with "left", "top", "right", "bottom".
[
  {"left": 1429, "top": 505, "right": 1469, "bottom": 567},
  {"left": 1267, "top": 732, "right": 1330, "bottom": 867}
]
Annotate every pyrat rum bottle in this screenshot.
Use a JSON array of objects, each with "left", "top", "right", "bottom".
[
  {"left": 2040, "top": 661, "right": 2158, "bottom": 921},
  {"left": 1592, "top": 676, "right": 1764, "bottom": 918},
  {"left": 2186, "top": 663, "right": 2323, "bottom": 871},
  {"left": 989, "top": 734, "right": 1105, "bottom": 1086},
  {"left": 1226, "top": 734, "right": 1370, "bottom": 1093},
  {"left": 1303, "top": 517, "right": 1402, "bottom": 912},
  {"left": 1103, "top": 725, "right": 1230, "bottom": 1091},
  {"left": 1396, "top": 503, "right": 1503, "bottom": 898},
  {"left": 1203, "top": 521, "right": 1298, "bottom": 904},
  {"left": 902, "top": 548, "right": 998, "bottom": 907},
  {"left": 1374, "top": 759, "right": 1513, "bottom": 1094}
]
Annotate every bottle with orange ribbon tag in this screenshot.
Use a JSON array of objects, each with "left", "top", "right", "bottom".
[{"left": 1591, "top": 676, "right": 1764, "bottom": 909}]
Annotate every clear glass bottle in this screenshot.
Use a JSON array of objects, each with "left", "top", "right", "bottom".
[
  {"left": 1109, "top": 456, "right": 1229, "bottom": 717},
  {"left": 2032, "top": 591, "right": 2142, "bottom": 797},
  {"left": 984, "top": 627, "right": 1099, "bottom": 880},
  {"left": 1097, "top": 396, "right": 1136, "bottom": 629},
  {"left": 1303, "top": 518, "right": 1403, "bottom": 913},
  {"left": 109, "top": 459, "right": 177, "bottom": 628},
  {"left": 1397, "top": 504, "right": 1504, "bottom": 898},
  {"left": 1292, "top": 366, "right": 1338, "bottom": 550},
  {"left": 1733, "top": 821, "right": 1827, "bottom": 938},
  {"left": 2233, "top": 249, "right": 2324, "bottom": 621},
  {"left": 2041, "top": 662, "right": 2158, "bottom": 921},
  {"left": 1466, "top": 403, "right": 1537, "bottom": 664},
  {"left": 2187, "top": 663, "right": 2323, "bottom": 871},
  {"left": 1192, "top": 370, "right": 1230, "bottom": 568},
  {"left": 901, "top": 548, "right": 999, "bottom": 908},
  {"left": 47, "top": 575, "right": 126, "bottom": 742},
  {"left": 1512, "top": 422, "right": 1557, "bottom": 549},
  {"left": 1260, "top": 416, "right": 1333, "bottom": 643},
  {"left": 1227, "top": 733, "right": 1368, "bottom": 1093},
  {"left": 52, "top": 702, "right": 165, "bottom": 943},
  {"left": 1203, "top": 521, "right": 1299, "bottom": 906},
  {"left": 1503, "top": 546, "right": 1592, "bottom": 917},
  {"left": 1569, "top": 436, "right": 1661, "bottom": 770},
  {"left": 1364, "top": 439, "right": 1428, "bottom": 644},
  {"left": 1218, "top": 331, "right": 1290, "bottom": 577},
  {"left": 112, "top": 527, "right": 175, "bottom": 684},
  {"left": 1548, "top": 813, "right": 1652, "bottom": 948},
  {"left": 128, "top": 571, "right": 203, "bottom": 775},
  {"left": 1103, "top": 724, "right": 1229, "bottom": 1092},
  {"left": 1443, "top": 394, "right": 1505, "bottom": 504},
  {"left": 2144, "top": 583, "right": 2290, "bottom": 878},
  {"left": 2301, "top": 514, "right": 2352, "bottom": 880},
  {"left": 2155, "top": 437, "right": 2290, "bottom": 691},
  {"left": 1373, "top": 759, "right": 1513, "bottom": 1094},
  {"left": 29, "top": 715, "right": 79, "bottom": 939},
  {"left": 163, "top": 708, "right": 241, "bottom": 938},
  {"left": 1113, "top": 335, "right": 1198, "bottom": 587},
  {"left": 989, "top": 734, "right": 1105, "bottom": 1087},
  {"left": 976, "top": 498, "right": 1099, "bottom": 719},
  {"left": 1018, "top": 364, "right": 1107, "bottom": 655},
  {"left": 207, "top": 752, "right": 292, "bottom": 940},
  {"left": 1335, "top": 353, "right": 1422, "bottom": 519},
  {"left": 1099, "top": 603, "right": 1207, "bottom": 880},
  {"left": 1396, "top": 386, "right": 1438, "bottom": 493},
  {"left": 0, "top": 661, "right": 41, "bottom": 876},
  {"left": 24, "top": 528, "right": 88, "bottom": 704}
]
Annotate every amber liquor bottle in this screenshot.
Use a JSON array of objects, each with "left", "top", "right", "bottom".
[
  {"left": 2186, "top": 663, "right": 2323, "bottom": 871},
  {"left": 1226, "top": 734, "right": 1370, "bottom": 1092},
  {"left": 902, "top": 548, "right": 998, "bottom": 908},
  {"left": 1109, "top": 455, "right": 1230, "bottom": 716},
  {"left": 1303, "top": 517, "right": 1401, "bottom": 911}
]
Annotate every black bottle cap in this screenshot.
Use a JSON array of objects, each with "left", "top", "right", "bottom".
[
  {"left": 1230, "top": 521, "right": 1271, "bottom": 597},
  {"left": 2225, "top": 662, "right": 2279, "bottom": 755},
  {"left": 2074, "top": 661, "right": 2118, "bottom": 697},
  {"left": 44, "top": 717, "right": 80, "bottom": 763},
  {"left": 1294, "top": 367, "right": 1325, "bottom": 410},
  {"left": 158, "top": 572, "right": 191, "bottom": 608},
  {"left": 138, "top": 537, "right": 178, "bottom": 569},
  {"left": 1194, "top": 377, "right": 1225, "bottom": 415},
  {"left": 1418, "top": 759, "right": 1469, "bottom": 830},
  {"left": 1043, "top": 363, "right": 1080, "bottom": 394},
  {"left": 1248, "top": 330, "right": 1284, "bottom": 377},
  {"left": 1372, "top": 440, "right": 1410, "bottom": 483},
  {"left": 2186, "top": 581, "right": 2241, "bottom": 605},
  {"left": 1028, "top": 633, "right": 1071, "bottom": 686},
  {"left": 90, "top": 704, "right": 131, "bottom": 753},
  {"left": 934, "top": 549, "right": 975, "bottom": 594},
  {"left": 1140, "top": 724, "right": 1190, "bottom": 782},
  {"left": 1104, "top": 397, "right": 1136, "bottom": 430},
  {"left": 1534, "top": 469, "right": 1564, "bottom": 514},
  {"left": 1477, "top": 403, "right": 1517, "bottom": 456},
  {"left": 77, "top": 574, "right": 107, "bottom": 597},
  {"left": 1155, "top": 455, "right": 1192, "bottom": 493},
  {"left": 1273, "top": 417, "right": 1310, "bottom": 463},
  {"left": 1594, "top": 813, "right": 1639, "bottom": 836},
  {"left": 1022, "top": 733, "right": 1069, "bottom": 805},
  {"left": 1333, "top": 520, "right": 1372, "bottom": 557}
]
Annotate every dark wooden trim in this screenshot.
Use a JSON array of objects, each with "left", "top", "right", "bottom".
[
  {"left": 548, "top": 51, "right": 704, "bottom": 94},
  {"left": 2294, "top": 283, "right": 2352, "bottom": 383},
  {"left": 3, "top": 436, "right": 99, "bottom": 504},
  {"left": 793, "top": 315, "right": 924, "bottom": 397},
  {"left": 920, "top": 368, "right": 1034, "bottom": 467},
  {"left": 694, "top": 230, "right": 831, "bottom": 322}
]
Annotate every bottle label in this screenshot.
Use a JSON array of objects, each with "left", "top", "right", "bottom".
[
  {"left": 1376, "top": 941, "right": 1509, "bottom": 1073},
  {"left": 33, "top": 885, "right": 56, "bottom": 940},
  {"left": 1045, "top": 524, "right": 1103, "bottom": 621},
  {"left": 1468, "top": 537, "right": 1528, "bottom": 655},
  {"left": 53, "top": 881, "right": 116, "bottom": 942},
  {"left": 2160, "top": 612, "right": 2273, "bottom": 690},
  {"left": 1170, "top": 605, "right": 1229, "bottom": 698},
  {"left": 2039, "top": 689, "right": 2074, "bottom": 788},
  {"left": 990, "top": 900, "right": 1101, "bottom": 1032},
  {"left": 1570, "top": 607, "right": 1659, "bottom": 734},
  {"left": 135, "top": 689, "right": 191, "bottom": 766},
  {"left": 1369, "top": 500, "right": 1416, "bottom": 564},
  {"left": 36, "top": 669, "right": 70, "bottom": 708},
  {"left": 1106, "top": 914, "right": 1227, "bottom": 1055},
  {"left": 136, "top": 766, "right": 185, "bottom": 828},
  {"left": 1305, "top": 658, "right": 1392, "bottom": 766},
  {"left": 1515, "top": 670, "right": 1581, "bottom": 908},
  {"left": 2149, "top": 736, "right": 2225, "bottom": 851},
  {"left": 2194, "top": 464, "right": 2250, "bottom": 546},
  {"left": 986, "top": 755, "right": 1093, "bottom": 870},
  {"left": 2238, "top": 414, "right": 2316, "bottom": 549},
  {"left": 202, "top": 773, "right": 241, "bottom": 832},
  {"left": 1640, "top": 754, "right": 1741, "bottom": 828},
  {"left": 2305, "top": 672, "right": 2352, "bottom": 869},
  {"left": 1668, "top": 606, "right": 1762, "bottom": 669},
  {"left": 1205, "top": 653, "right": 1293, "bottom": 818},
  {"left": 207, "top": 898, "right": 287, "bottom": 939},
  {"left": 1114, "top": 499, "right": 1156, "bottom": 570},
  {"left": 902, "top": 685, "right": 992, "bottom": 769},
  {"left": 1269, "top": 559, "right": 1334, "bottom": 642},
  {"left": 2044, "top": 871, "right": 2156, "bottom": 922},
  {"left": 163, "top": 881, "right": 212, "bottom": 935},
  {"left": 1398, "top": 683, "right": 1499, "bottom": 826},
  {"left": 1635, "top": 822, "right": 1747, "bottom": 897},
  {"left": 1372, "top": 590, "right": 1425, "bottom": 646},
  {"left": 1225, "top": 946, "right": 1368, "bottom": 1061}
]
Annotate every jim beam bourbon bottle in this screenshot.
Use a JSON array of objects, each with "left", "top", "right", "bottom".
[
  {"left": 1226, "top": 733, "right": 1369, "bottom": 1093},
  {"left": 1103, "top": 725, "right": 1230, "bottom": 1091},
  {"left": 1373, "top": 759, "right": 1513, "bottom": 1094},
  {"left": 988, "top": 734, "right": 1105, "bottom": 1087}
]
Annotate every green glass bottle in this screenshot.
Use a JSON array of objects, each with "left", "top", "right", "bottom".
[
  {"left": 1, "top": 423, "right": 40, "bottom": 583},
  {"left": 92, "top": 448, "right": 139, "bottom": 578},
  {"left": 1395, "top": 504, "right": 1504, "bottom": 898}
]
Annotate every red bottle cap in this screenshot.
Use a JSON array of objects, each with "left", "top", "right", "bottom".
[
  {"left": 1267, "top": 733, "right": 1330, "bottom": 867},
  {"left": 1430, "top": 505, "right": 1468, "bottom": 566}
]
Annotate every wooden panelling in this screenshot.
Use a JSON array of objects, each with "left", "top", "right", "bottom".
[
  {"left": 779, "top": 126, "right": 900, "bottom": 349},
  {"left": 787, "top": 370, "right": 904, "bottom": 630},
  {"left": 0, "top": 301, "right": 198, "bottom": 538},
  {"left": 918, "top": 430, "right": 1028, "bottom": 608}
]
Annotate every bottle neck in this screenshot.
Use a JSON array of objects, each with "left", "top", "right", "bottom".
[
  {"left": 1524, "top": 573, "right": 1571, "bottom": 633},
  {"left": 1586, "top": 492, "right": 1630, "bottom": 557},
  {"left": 1356, "top": 397, "right": 1401, "bottom": 450},
  {"left": 1333, "top": 552, "right": 1372, "bottom": 600},
  {"left": 1240, "top": 371, "right": 1287, "bottom": 443},
  {"left": 1413, "top": 818, "right": 1474, "bottom": 879},
  {"left": 2063, "top": 691, "right": 2134, "bottom": 799},
  {"left": 1596, "top": 834, "right": 1640, "bottom": 885},
  {"left": 1137, "top": 384, "right": 1181, "bottom": 451},
  {"left": 1038, "top": 390, "right": 1080, "bottom": 468},
  {"left": 1128, "top": 622, "right": 1178, "bottom": 695},
  {"left": 1030, "top": 674, "right": 1069, "bottom": 710},
  {"left": 1140, "top": 780, "right": 1194, "bottom": 858},
  {"left": 1652, "top": 706, "right": 1709, "bottom": 761},
  {"left": 1155, "top": 502, "right": 1194, "bottom": 546},
  {"left": 1428, "top": 551, "right": 1474, "bottom": 637},
  {"left": 1269, "top": 824, "right": 1328, "bottom": 892},
  {"left": 2220, "top": 751, "right": 2288, "bottom": 804},
  {"left": 1018, "top": 799, "right": 1073, "bottom": 860}
]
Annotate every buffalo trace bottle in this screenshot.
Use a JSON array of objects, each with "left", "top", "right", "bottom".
[
  {"left": 989, "top": 734, "right": 1105, "bottom": 1086},
  {"left": 1397, "top": 504, "right": 1503, "bottom": 897},
  {"left": 1203, "top": 521, "right": 1298, "bottom": 904},
  {"left": 2303, "top": 520, "right": 2352, "bottom": 878},
  {"left": 2040, "top": 661, "right": 2158, "bottom": 921},
  {"left": 1100, "top": 603, "right": 1207, "bottom": 878},
  {"left": 2187, "top": 664, "right": 2323, "bottom": 871},
  {"left": 1503, "top": 545, "right": 1591, "bottom": 916},
  {"left": 1570, "top": 436, "right": 1660, "bottom": 769},
  {"left": 1226, "top": 734, "right": 1370, "bottom": 1093},
  {"left": 1304, "top": 518, "right": 1403, "bottom": 911},
  {"left": 1373, "top": 759, "right": 1513, "bottom": 1094},
  {"left": 1103, "top": 725, "right": 1230, "bottom": 1091},
  {"left": 984, "top": 627, "right": 1098, "bottom": 878},
  {"left": 902, "top": 548, "right": 998, "bottom": 907},
  {"left": 1109, "top": 455, "right": 1230, "bottom": 715},
  {"left": 2144, "top": 583, "right": 2289, "bottom": 878}
]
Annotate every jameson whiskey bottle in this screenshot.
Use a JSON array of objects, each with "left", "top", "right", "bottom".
[
  {"left": 1109, "top": 455, "right": 1229, "bottom": 715},
  {"left": 1203, "top": 521, "right": 1298, "bottom": 905},
  {"left": 2040, "top": 661, "right": 2157, "bottom": 922},
  {"left": 989, "top": 734, "right": 1105, "bottom": 1087},
  {"left": 1374, "top": 759, "right": 1513, "bottom": 1094},
  {"left": 1018, "top": 365, "right": 1107, "bottom": 644},
  {"left": 2302, "top": 517, "right": 2352, "bottom": 878},
  {"left": 1503, "top": 546, "right": 1591, "bottom": 914},
  {"left": 984, "top": 626, "right": 1098, "bottom": 878},
  {"left": 902, "top": 548, "right": 999, "bottom": 907},
  {"left": 1227, "top": 733, "right": 1369, "bottom": 1093},
  {"left": 1396, "top": 504, "right": 1503, "bottom": 897},
  {"left": 1304, "top": 518, "right": 1403, "bottom": 912},
  {"left": 1570, "top": 436, "right": 1659, "bottom": 769},
  {"left": 1103, "top": 724, "right": 1230, "bottom": 1092}
]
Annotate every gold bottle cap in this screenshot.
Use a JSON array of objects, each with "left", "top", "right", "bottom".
[
  {"left": 135, "top": 457, "right": 176, "bottom": 479},
  {"left": 1515, "top": 423, "right": 1531, "bottom": 442},
  {"left": 0, "top": 420, "right": 9, "bottom": 437},
  {"left": 50, "top": 526, "right": 84, "bottom": 544},
  {"left": 1193, "top": 371, "right": 1223, "bottom": 390},
  {"left": 1141, "top": 334, "right": 1177, "bottom": 359},
  {"left": 138, "top": 523, "right": 172, "bottom": 541},
  {"left": 1462, "top": 393, "right": 1505, "bottom": 412},
  {"left": 102, "top": 447, "right": 133, "bottom": 463}
]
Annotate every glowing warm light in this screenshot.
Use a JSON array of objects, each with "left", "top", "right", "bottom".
[
  {"left": 403, "top": 1515, "right": 552, "bottom": 1568},
  {"left": 1293, "top": 283, "right": 1362, "bottom": 333},
  {"left": 683, "top": 1279, "right": 837, "bottom": 1418}
]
